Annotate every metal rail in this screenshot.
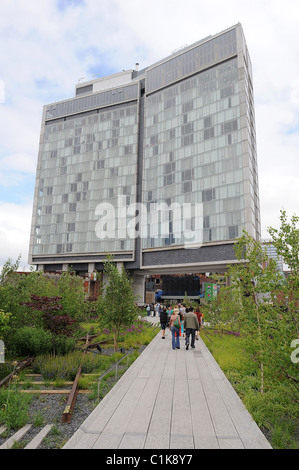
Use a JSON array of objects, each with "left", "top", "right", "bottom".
[
  {"left": 97, "top": 352, "right": 131, "bottom": 400},
  {"left": 61, "top": 365, "right": 82, "bottom": 423},
  {"left": 0, "top": 357, "right": 33, "bottom": 388}
]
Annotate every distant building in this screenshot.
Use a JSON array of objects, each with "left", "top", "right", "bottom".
[
  {"left": 29, "top": 23, "right": 260, "bottom": 302},
  {"left": 262, "top": 239, "right": 284, "bottom": 274}
]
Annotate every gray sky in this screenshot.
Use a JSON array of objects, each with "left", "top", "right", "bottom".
[{"left": 0, "top": 0, "right": 298, "bottom": 270}]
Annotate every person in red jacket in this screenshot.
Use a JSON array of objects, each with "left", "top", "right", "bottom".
[{"left": 194, "top": 308, "right": 203, "bottom": 340}]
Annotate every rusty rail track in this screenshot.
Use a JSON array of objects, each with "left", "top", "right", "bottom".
[
  {"left": 0, "top": 357, "right": 33, "bottom": 388},
  {"left": 61, "top": 365, "right": 82, "bottom": 423},
  {"left": 1, "top": 331, "right": 113, "bottom": 424},
  {"left": 61, "top": 331, "right": 92, "bottom": 423}
]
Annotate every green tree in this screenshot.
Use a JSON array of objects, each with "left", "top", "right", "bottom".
[
  {"left": 268, "top": 210, "right": 299, "bottom": 382},
  {"left": 0, "top": 309, "right": 12, "bottom": 340},
  {"left": 56, "top": 269, "right": 87, "bottom": 321},
  {"left": 209, "top": 212, "right": 299, "bottom": 392},
  {"left": 98, "top": 256, "right": 139, "bottom": 351},
  {"left": 0, "top": 255, "right": 21, "bottom": 285},
  {"left": 268, "top": 210, "right": 299, "bottom": 275},
  {"left": 227, "top": 231, "right": 281, "bottom": 393}
]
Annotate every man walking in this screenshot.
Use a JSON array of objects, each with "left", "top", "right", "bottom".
[{"left": 184, "top": 307, "right": 200, "bottom": 350}]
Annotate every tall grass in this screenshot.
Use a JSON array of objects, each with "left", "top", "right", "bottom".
[
  {"left": 200, "top": 329, "right": 299, "bottom": 449},
  {"left": 0, "top": 388, "right": 32, "bottom": 431},
  {"left": 32, "top": 351, "right": 115, "bottom": 380}
]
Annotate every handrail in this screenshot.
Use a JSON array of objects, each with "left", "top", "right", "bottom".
[{"left": 97, "top": 352, "right": 131, "bottom": 400}]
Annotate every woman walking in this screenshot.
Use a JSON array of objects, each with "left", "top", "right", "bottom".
[
  {"left": 169, "top": 306, "right": 181, "bottom": 350},
  {"left": 160, "top": 307, "right": 168, "bottom": 339}
]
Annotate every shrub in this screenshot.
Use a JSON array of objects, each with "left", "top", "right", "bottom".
[
  {"left": 53, "top": 335, "right": 76, "bottom": 355},
  {"left": 32, "top": 353, "right": 81, "bottom": 381},
  {"left": 11, "top": 327, "right": 53, "bottom": 356}
]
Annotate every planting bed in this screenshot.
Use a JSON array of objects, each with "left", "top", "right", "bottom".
[{"left": 0, "top": 345, "right": 148, "bottom": 449}]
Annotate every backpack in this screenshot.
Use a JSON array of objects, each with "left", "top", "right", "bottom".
[{"left": 173, "top": 315, "right": 180, "bottom": 328}]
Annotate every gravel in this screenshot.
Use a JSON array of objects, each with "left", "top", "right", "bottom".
[{"left": 0, "top": 345, "right": 148, "bottom": 449}]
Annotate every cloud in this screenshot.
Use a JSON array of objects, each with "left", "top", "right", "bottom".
[{"left": 0, "top": 202, "right": 32, "bottom": 269}]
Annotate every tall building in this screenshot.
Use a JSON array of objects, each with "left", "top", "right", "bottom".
[{"left": 29, "top": 23, "right": 260, "bottom": 301}]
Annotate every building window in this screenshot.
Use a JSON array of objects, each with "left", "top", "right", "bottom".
[
  {"left": 202, "top": 188, "right": 215, "bottom": 202},
  {"left": 204, "top": 116, "right": 212, "bottom": 128},
  {"left": 183, "top": 181, "right": 192, "bottom": 193},
  {"left": 169, "top": 128, "right": 176, "bottom": 139},
  {"left": 182, "top": 100, "right": 193, "bottom": 113},
  {"left": 181, "top": 122, "right": 194, "bottom": 135},
  {"left": 204, "top": 127, "right": 215, "bottom": 140},
  {"left": 110, "top": 168, "right": 118, "bottom": 177},
  {"left": 96, "top": 160, "right": 105, "bottom": 169},
  {"left": 124, "top": 144, "right": 133, "bottom": 155},
  {"left": 203, "top": 216, "right": 210, "bottom": 228},
  {"left": 64, "top": 138, "right": 73, "bottom": 147},
  {"left": 229, "top": 225, "right": 238, "bottom": 239},
  {"left": 164, "top": 162, "right": 176, "bottom": 174},
  {"left": 86, "top": 143, "right": 93, "bottom": 152},
  {"left": 182, "top": 169, "right": 194, "bottom": 181},
  {"left": 221, "top": 119, "right": 238, "bottom": 134},
  {"left": 163, "top": 174, "right": 175, "bottom": 186},
  {"left": 181, "top": 134, "right": 194, "bottom": 146}
]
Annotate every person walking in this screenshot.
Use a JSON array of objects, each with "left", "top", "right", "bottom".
[
  {"left": 184, "top": 307, "right": 199, "bottom": 350},
  {"left": 195, "top": 308, "right": 203, "bottom": 340},
  {"left": 179, "top": 305, "right": 185, "bottom": 338},
  {"left": 146, "top": 304, "right": 151, "bottom": 317},
  {"left": 160, "top": 307, "right": 168, "bottom": 339},
  {"left": 169, "top": 306, "right": 181, "bottom": 350}
]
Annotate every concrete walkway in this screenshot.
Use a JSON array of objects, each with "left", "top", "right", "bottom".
[{"left": 64, "top": 319, "right": 272, "bottom": 450}]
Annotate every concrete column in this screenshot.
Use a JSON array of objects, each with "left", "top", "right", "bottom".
[
  {"left": 116, "top": 262, "right": 123, "bottom": 272},
  {"left": 88, "top": 263, "right": 95, "bottom": 274},
  {"left": 132, "top": 272, "right": 145, "bottom": 306}
]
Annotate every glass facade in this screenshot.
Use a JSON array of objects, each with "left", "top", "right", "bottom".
[
  {"left": 146, "top": 29, "right": 237, "bottom": 94},
  {"left": 143, "top": 57, "right": 247, "bottom": 248},
  {"left": 33, "top": 101, "right": 139, "bottom": 257},
  {"left": 29, "top": 23, "right": 260, "bottom": 270}
]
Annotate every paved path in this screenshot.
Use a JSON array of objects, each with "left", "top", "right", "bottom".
[{"left": 64, "top": 319, "right": 272, "bottom": 450}]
